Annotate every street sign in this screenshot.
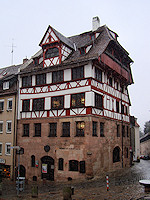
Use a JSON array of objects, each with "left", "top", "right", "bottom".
[
  {"left": 0, "top": 159, "right": 5, "bottom": 164},
  {"left": 10, "top": 146, "right": 20, "bottom": 150}
]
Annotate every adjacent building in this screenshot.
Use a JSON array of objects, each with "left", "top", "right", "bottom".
[
  {"left": 0, "top": 65, "right": 20, "bottom": 179},
  {"left": 15, "top": 17, "right": 134, "bottom": 181}
]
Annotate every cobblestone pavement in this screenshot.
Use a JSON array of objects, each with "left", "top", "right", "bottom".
[{"left": 0, "top": 159, "right": 150, "bottom": 200}]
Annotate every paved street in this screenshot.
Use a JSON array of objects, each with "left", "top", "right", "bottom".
[{"left": 1, "top": 159, "right": 150, "bottom": 200}]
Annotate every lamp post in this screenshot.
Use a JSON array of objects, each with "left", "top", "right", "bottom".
[{"left": 10, "top": 146, "right": 20, "bottom": 196}]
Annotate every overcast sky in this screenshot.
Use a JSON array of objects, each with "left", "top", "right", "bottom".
[{"left": 0, "top": 0, "right": 150, "bottom": 130}]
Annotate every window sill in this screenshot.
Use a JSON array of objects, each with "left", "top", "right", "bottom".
[
  {"left": 6, "top": 132, "right": 11, "bottom": 134},
  {"left": 33, "top": 135, "right": 41, "bottom": 137},
  {"left": 92, "top": 135, "right": 98, "bottom": 137},
  {"left": 22, "top": 135, "right": 29, "bottom": 137},
  {"left": 61, "top": 135, "right": 70, "bottom": 137},
  {"left": 48, "top": 135, "right": 57, "bottom": 137}
]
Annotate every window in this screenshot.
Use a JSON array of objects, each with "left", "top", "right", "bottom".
[
  {"left": 76, "top": 121, "right": 85, "bottom": 137},
  {"left": 71, "top": 93, "right": 85, "bottom": 108},
  {"left": 23, "top": 124, "right": 29, "bottom": 137},
  {"left": 100, "top": 122, "right": 104, "bottom": 137},
  {"left": 34, "top": 123, "right": 41, "bottom": 137},
  {"left": 92, "top": 121, "right": 97, "bottom": 136},
  {"left": 69, "top": 160, "right": 79, "bottom": 171},
  {"left": 127, "top": 126, "right": 129, "bottom": 137},
  {"left": 122, "top": 125, "right": 125, "bottom": 137},
  {"left": 3, "top": 81, "right": 9, "bottom": 90},
  {"left": 79, "top": 161, "right": 86, "bottom": 173},
  {"left": 6, "top": 121, "right": 12, "bottom": 133},
  {"left": 7, "top": 98, "right": 12, "bottom": 110},
  {"left": 62, "top": 122, "right": 70, "bottom": 137},
  {"left": 33, "top": 98, "right": 44, "bottom": 111},
  {"left": 80, "top": 47, "right": 86, "bottom": 55},
  {"left": 95, "top": 67, "right": 102, "bottom": 82},
  {"left": 58, "top": 158, "right": 64, "bottom": 170},
  {"left": 116, "top": 101, "right": 119, "bottom": 113},
  {"left": 0, "top": 100, "right": 4, "bottom": 112},
  {"left": 5, "top": 143, "right": 11, "bottom": 155},
  {"left": 0, "top": 121, "right": 3, "bottom": 133},
  {"left": 95, "top": 93, "right": 103, "bottom": 109},
  {"left": 117, "top": 125, "right": 120, "bottom": 137},
  {"left": 0, "top": 143, "right": 2, "bottom": 155},
  {"left": 121, "top": 104, "right": 124, "bottom": 114},
  {"left": 52, "top": 70, "right": 63, "bottom": 83},
  {"left": 51, "top": 96, "right": 64, "bottom": 110},
  {"left": 45, "top": 47, "right": 59, "bottom": 59},
  {"left": 113, "top": 146, "right": 120, "bottom": 163},
  {"left": 22, "top": 99, "right": 30, "bottom": 112},
  {"left": 124, "top": 147, "right": 129, "bottom": 158},
  {"left": 49, "top": 123, "right": 57, "bottom": 137},
  {"left": 120, "top": 85, "right": 124, "bottom": 93},
  {"left": 109, "top": 77, "right": 112, "bottom": 86},
  {"left": 36, "top": 74, "right": 46, "bottom": 85},
  {"left": 22, "top": 76, "right": 32, "bottom": 87},
  {"left": 31, "top": 155, "right": 35, "bottom": 167},
  {"left": 72, "top": 66, "right": 84, "bottom": 80}
]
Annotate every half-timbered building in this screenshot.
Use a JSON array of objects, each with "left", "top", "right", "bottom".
[{"left": 17, "top": 17, "right": 133, "bottom": 181}]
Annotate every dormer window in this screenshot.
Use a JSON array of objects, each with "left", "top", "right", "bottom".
[
  {"left": 45, "top": 47, "right": 59, "bottom": 59},
  {"left": 90, "top": 33, "right": 95, "bottom": 40},
  {"left": 80, "top": 47, "right": 86, "bottom": 55},
  {"left": 3, "top": 81, "right": 9, "bottom": 90}
]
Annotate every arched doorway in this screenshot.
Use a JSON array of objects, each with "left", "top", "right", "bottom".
[{"left": 41, "top": 156, "right": 54, "bottom": 181}]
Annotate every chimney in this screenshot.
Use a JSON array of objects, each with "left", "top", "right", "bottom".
[
  {"left": 92, "top": 16, "right": 100, "bottom": 32},
  {"left": 23, "top": 58, "right": 28, "bottom": 64}
]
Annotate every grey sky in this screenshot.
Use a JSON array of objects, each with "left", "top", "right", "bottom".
[{"left": 0, "top": 0, "right": 150, "bottom": 130}]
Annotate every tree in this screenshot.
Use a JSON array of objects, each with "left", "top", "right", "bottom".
[{"left": 144, "top": 120, "right": 150, "bottom": 134}]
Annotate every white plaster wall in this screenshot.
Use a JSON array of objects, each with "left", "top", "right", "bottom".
[
  {"left": 65, "top": 95, "right": 70, "bottom": 108},
  {"left": 32, "top": 75, "right": 35, "bottom": 86},
  {"left": 64, "top": 69, "right": 71, "bottom": 81},
  {"left": 85, "top": 91, "right": 94, "bottom": 106},
  {"left": 47, "top": 72, "right": 52, "bottom": 84},
  {"left": 45, "top": 97, "right": 51, "bottom": 110},
  {"left": 84, "top": 62, "right": 92, "bottom": 78}
]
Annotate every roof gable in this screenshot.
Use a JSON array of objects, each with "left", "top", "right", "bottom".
[{"left": 39, "top": 25, "right": 75, "bottom": 50}]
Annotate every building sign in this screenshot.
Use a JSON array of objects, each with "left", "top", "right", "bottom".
[
  {"left": 42, "top": 164, "right": 47, "bottom": 173},
  {"left": 0, "top": 158, "right": 5, "bottom": 164}
]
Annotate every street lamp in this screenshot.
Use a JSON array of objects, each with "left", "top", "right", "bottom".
[{"left": 9, "top": 146, "right": 20, "bottom": 196}]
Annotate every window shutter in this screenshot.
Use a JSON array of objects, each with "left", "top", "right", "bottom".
[{"left": 79, "top": 161, "right": 86, "bottom": 173}]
